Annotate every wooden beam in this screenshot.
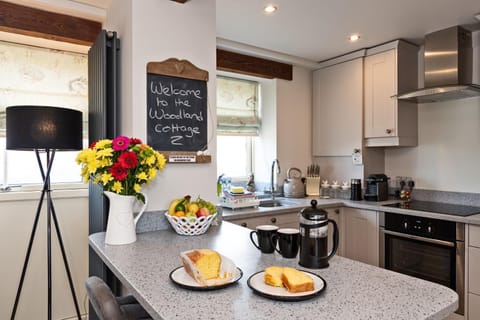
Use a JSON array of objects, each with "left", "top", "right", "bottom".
[
  {"left": 0, "top": 1, "right": 102, "bottom": 46},
  {"left": 217, "top": 49, "right": 293, "bottom": 81}
]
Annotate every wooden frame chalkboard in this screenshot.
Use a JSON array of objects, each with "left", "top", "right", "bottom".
[{"left": 146, "top": 58, "right": 211, "bottom": 163}]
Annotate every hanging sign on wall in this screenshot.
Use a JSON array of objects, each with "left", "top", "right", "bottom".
[{"left": 146, "top": 58, "right": 210, "bottom": 163}]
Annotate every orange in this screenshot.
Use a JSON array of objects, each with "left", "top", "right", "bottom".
[{"left": 175, "top": 211, "right": 186, "bottom": 217}]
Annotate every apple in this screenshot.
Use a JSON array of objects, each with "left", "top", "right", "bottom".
[{"left": 196, "top": 207, "right": 210, "bottom": 217}]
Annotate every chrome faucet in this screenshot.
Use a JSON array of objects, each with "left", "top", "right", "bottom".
[{"left": 271, "top": 159, "right": 281, "bottom": 200}]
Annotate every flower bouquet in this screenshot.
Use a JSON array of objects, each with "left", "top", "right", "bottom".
[{"left": 76, "top": 136, "right": 166, "bottom": 202}]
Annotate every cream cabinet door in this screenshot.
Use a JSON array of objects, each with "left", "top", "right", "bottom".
[
  {"left": 364, "top": 49, "right": 397, "bottom": 138},
  {"left": 343, "top": 208, "right": 379, "bottom": 266},
  {"left": 312, "top": 58, "right": 363, "bottom": 156}
]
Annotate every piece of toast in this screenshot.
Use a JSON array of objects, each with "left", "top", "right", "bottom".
[
  {"left": 264, "top": 266, "right": 284, "bottom": 287},
  {"left": 281, "top": 267, "right": 314, "bottom": 293}
]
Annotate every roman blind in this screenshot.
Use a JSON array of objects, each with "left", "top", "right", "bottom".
[{"left": 216, "top": 76, "right": 260, "bottom": 135}]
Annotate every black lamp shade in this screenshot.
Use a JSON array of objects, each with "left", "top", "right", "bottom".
[{"left": 6, "top": 106, "right": 83, "bottom": 151}]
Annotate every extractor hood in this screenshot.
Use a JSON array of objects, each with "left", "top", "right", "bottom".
[{"left": 397, "top": 26, "right": 480, "bottom": 103}]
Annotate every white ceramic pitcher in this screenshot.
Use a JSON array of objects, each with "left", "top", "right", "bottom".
[{"left": 104, "top": 191, "right": 148, "bottom": 245}]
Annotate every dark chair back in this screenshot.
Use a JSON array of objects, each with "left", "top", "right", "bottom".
[{"left": 85, "top": 276, "right": 126, "bottom": 320}]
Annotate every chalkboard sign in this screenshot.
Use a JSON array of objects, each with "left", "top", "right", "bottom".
[{"left": 146, "top": 59, "right": 210, "bottom": 162}]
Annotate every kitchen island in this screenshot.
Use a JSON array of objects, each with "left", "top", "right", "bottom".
[{"left": 89, "top": 222, "right": 458, "bottom": 320}]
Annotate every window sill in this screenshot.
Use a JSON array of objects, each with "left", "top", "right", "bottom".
[{"left": 0, "top": 184, "right": 88, "bottom": 202}]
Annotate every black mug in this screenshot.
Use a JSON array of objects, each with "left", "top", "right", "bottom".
[
  {"left": 250, "top": 225, "right": 279, "bottom": 253},
  {"left": 271, "top": 228, "right": 300, "bottom": 259}
]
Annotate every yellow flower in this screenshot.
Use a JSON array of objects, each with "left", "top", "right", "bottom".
[
  {"left": 100, "top": 173, "right": 113, "bottom": 185},
  {"left": 155, "top": 152, "right": 166, "bottom": 170},
  {"left": 136, "top": 171, "right": 148, "bottom": 181},
  {"left": 94, "top": 139, "right": 111, "bottom": 149},
  {"left": 111, "top": 181, "right": 123, "bottom": 193},
  {"left": 144, "top": 154, "right": 156, "bottom": 166},
  {"left": 148, "top": 168, "right": 157, "bottom": 179},
  {"left": 134, "top": 184, "right": 141, "bottom": 193},
  {"left": 96, "top": 147, "right": 114, "bottom": 159}
]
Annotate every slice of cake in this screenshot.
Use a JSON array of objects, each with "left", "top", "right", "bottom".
[
  {"left": 181, "top": 249, "right": 221, "bottom": 286},
  {"left": 264, "top": 266, "right": 284, "bottom": 287},
  {"left": 281, "top": 267, "right": 314, "bottom": 293}
]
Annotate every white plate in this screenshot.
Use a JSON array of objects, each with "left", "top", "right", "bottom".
[
  {"left": 169, "top": 266, "right": 243, "bottom": 291},
  {"left": 247, "top": 270, "right": 326, "bottom": 301}
]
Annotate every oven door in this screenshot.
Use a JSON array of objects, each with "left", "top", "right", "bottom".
[{"left": 380, "top": 228, "right": 464, "bottom": 315}]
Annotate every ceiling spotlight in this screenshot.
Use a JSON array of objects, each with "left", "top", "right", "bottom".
[
  {"left": 264, "top": 4, "right": 277, "bottom": 14},
  {"left": 349, "top": 34, "right": 360, "bottom": 42}
]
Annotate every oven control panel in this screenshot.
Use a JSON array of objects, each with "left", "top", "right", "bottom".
[{"left": 385, "top": 213, "right": 456, "bottom": 241}]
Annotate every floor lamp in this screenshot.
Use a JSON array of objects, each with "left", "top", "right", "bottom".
[{"left": 6, "top": 106, "right": 83, "bottom": 320}]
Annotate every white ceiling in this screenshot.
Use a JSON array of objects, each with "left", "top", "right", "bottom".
[{"left": 216, "top": 0, "right": 480, "bottom": 63}]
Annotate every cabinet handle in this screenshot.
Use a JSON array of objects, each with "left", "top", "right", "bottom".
[
  {"left": 241, "top": 223, "right": 247, "bottom": 227},
  {"left": 271, "top": 217, "right": 277, "bottom": 223},
  {"left": 385, "top": 129, "right": 392, "bottom": 134},
  {"left": 334, "top": 209, "right": 340, "bottom": 214}
]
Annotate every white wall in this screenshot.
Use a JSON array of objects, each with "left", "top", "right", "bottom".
[
  {"left": 0, "top": 190, "right": 89, "bottom": 320},
  {"left": 276, "top": 66, "right": 313, "bottom": 183},
  {"left": 385, "top": 31, "right": 480, "bottom": 193},
  {"left": 385, "top": 97, "right": 480, "bottom": 192},
  {"left": 106, "top": 0, "right": 217, "bottom": 210}
]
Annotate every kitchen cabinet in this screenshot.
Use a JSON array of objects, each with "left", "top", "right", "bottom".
[
  {"left": 343, "top": 207, "right": 379, "bottom": 266},
  {"left": 228, "top": 210, "right": 300, "bottom": 230},
  {"left": 312, "top": 54, "right": 364, "bottom": 156},
  {"left": 364, "top": 40, "right": 419, "bottom": 147},
  {"left": 468, "top": 225, "right": 480, "bottom": 320}
]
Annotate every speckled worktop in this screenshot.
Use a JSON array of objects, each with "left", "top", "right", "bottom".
[
  {"left": 222, "top": 197, "right": 480, "bottom": 225},
  {"left": 89, "top": 222, "right": 458, "bottom": 320}
]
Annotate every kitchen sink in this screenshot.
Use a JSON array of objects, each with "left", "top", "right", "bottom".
[{"left": 258, "top": 199, "right": 285, "bottom": 207}]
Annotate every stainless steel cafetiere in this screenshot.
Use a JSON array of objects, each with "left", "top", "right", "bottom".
[{"left": 299, "top": 199, "right": 339, "bottom": 268}]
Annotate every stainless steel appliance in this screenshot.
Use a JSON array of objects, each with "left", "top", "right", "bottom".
[
  {"left": 364, "top": 174, "right": 388, "bottom": 202},
  {"left": 397, "top": 26, "right": 480, "bottom": 103},
  {"left": 299, "top": 199, "right": 339, "bottom": 269},
  {"left": 379, "top": 208, "right": 468, "bottom": 315},
  {"left": 283, "top": 167, "right": 305, "bottom": 198}
]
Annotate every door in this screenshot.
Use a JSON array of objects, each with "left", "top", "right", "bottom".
[
  {"left": 364, "top": 49, "right": 397, "bottom": 138},
  {"left": 343, "top": 208, "right": 379, "bottom": 266}
]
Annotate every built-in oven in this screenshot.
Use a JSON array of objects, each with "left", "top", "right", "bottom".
[{"left": 379, "top": 212, "right": 465, "bottom": 316}]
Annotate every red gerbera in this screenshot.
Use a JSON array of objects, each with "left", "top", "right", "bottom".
[
  {"left": 118, "top": 151, "right": 138, "bottom": 169},
  {"left": 112, "top": 136, "right": 131, "bottom": 151},
  {"left": 110, "top": 162, "right": 128, "bottom": 181},
  {"left": 130, "top": 138, "right": 142, "bottom": 145}
]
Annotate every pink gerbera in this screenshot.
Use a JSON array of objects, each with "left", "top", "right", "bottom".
[
  {"left": 112, "top": 136, "right": 131, "bottom": 151},
  {"left": 118, "top": 151, "right": 138, "bottom": 169},
  {"left": 110, "top": 162, "right": 128, "bottom": 181}
]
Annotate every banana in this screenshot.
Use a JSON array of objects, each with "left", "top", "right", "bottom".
[
  {"left": 168, "top": 198, "right": 182, "bottom": 215},
  {"left": 168, "top": 195, "right": 191, "bottom": 215}
]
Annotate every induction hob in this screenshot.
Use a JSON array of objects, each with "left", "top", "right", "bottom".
[{"left": 383, "top": 200, "right": 480, "bottom": 217}]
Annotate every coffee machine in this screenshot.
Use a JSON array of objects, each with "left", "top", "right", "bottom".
[
  {"left": 299, "top": 200, "right": 339, "bottom": 268},
  {"left": 364, "top": 174, "right": 389, "bottom": 202}
]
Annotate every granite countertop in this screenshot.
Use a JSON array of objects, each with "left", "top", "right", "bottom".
[
  {"left": 222, "top": 196, "right": 480, "bottom": 225},
  {"left": 89, "top": 222, "right": 458, "bottom": 320}
]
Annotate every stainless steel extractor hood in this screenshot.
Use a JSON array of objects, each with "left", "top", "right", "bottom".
[{"left": 397, "top": 26, "right": 480, "bottom": 103}]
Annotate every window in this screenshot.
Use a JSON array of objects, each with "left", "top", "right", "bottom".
[
  {"left": 216, "top": 76, "right": 260, "bottom": 179},
  {"left": 0, "top": 40, "right": 88, "bottom": 187}
]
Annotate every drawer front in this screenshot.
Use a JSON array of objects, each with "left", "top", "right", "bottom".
[
  {"left": 469, "top": 246, "right": 480, "bottom": 294},
  {"left": 230, "top": 212, "right": 299, "bottom": 230},
  {"left": 469, "top": 293, "right": 480, "bottom": 320},
  {"left": 470, "top": 225, "right": 480, "bottom": 248}
]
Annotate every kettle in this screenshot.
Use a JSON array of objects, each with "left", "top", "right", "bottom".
[
  {"left": 283, "top": 167, "right": 305, "bottom": 198},
  {"left": 299, "top": 199, "right": 339, "bottom": 268}
]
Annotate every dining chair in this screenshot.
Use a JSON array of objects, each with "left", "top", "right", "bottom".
[{"left": 85, "top": 276, "right": 152, "bottom": 320}]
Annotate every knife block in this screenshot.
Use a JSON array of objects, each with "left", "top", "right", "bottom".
[{"left": 306, "top": 177, "right": 320, "bottom": 196}]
